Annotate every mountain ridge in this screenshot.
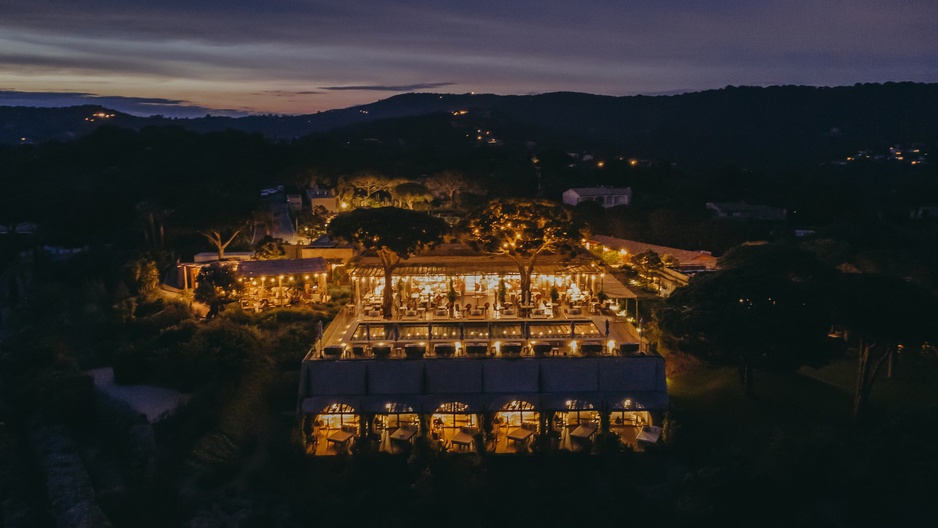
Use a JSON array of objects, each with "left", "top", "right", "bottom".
[{"left": 2, "top": 83, "right": 937, "bottom": 169}]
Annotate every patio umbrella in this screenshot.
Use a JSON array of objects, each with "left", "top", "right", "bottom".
[
  {"left": 459, "top": 321, "right": 465, "bottom": 340},
  {"left": 560, "top": 425, "right": 572, "bottom": 451},
  {"left": 317, "top": 320, "right": 324, "bottom": 353}
]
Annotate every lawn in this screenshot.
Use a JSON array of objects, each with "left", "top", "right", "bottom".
[
  {"left": 801, "top": 355, "right": 938, "bottom": 415},
  {"left": 667, "top": 364, "right": 854, "bottom": 456},
  {"left": 663, "top": 359, "right": 938, "bottom": 526},
  {"left": 669, "top": 352, "right": 938, "bottom": 454}
]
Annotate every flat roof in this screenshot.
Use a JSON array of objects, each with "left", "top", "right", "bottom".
[{"left": 299, "top": 356, "right": 668, "bottom": 413}]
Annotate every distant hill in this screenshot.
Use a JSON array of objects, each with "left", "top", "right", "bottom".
[
  {"left": 3, "top": 83, "right": 937, "bottom": 167},
  {"left": 0, "top": 93, "right": 492, "bottom": 144}
]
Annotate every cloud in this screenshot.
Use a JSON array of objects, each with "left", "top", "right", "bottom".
[
  {"left": 318, "top": 82, "right": 456, "bottom": 92},
  {"left": 258, "top": 90, "right": 326, "bottom": 97},
  {"left": 0, "top": 1, "right": 936, "bottom": 114},
  {"left": 0, "top": 90, "right": 248, "bottom": 118}
]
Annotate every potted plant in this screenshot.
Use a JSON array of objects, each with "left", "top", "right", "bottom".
[
  {"left": 404, "top": 344, "right": 426, "bottom": 359},
  {"left": 434, "top": 344, "right": 455, "bottom": 357},
  {"left": 581, "top": 343, "right": 604, "bottom": 356},
  {"left": 501, "top": 343, "right": 523, "bottom": 357},
  {"left": 466, "top": 344, "right": 488, "bottom": 357}
]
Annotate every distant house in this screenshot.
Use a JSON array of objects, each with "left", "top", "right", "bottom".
[
  {"left": 299, "top": 236, "right": 355, "bottom": 266},
  {"left": 562, "top": 187, "right": 632, "bottom": 208},
  {"left": 705, "top": 201, "right": 786, "bottom": 221},
  {"left": 589, "top": 235, "right": 718, "bottom": 297},
  {"left": 193, "top": 252, "right": 254, "bottom": 263},
  {"left": 305, "top": 187, "right": 339, "bottom": 212},
  {"left": 656, "top": 267, "right": 691, "bottom": 297},
  {"left": 589, "top": 235, "right": 718, "bottom": 272}
]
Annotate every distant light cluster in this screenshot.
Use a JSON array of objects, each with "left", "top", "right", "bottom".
[
  {"left": 84, "top": 112, "right": 115, "bottom": 122},
  {"left": 837, "top": 144, "right": 928, "bottom": 166}
]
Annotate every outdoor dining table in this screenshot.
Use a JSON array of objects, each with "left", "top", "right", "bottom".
[
  {"left": 327, "top": 429, "right": 354, "bottom": 446},
  {"left": 635, "top": 425, "right": 662, "bottom": 444},
  {"left": 570, "top": 423, "right": 598, "bottom": 440},
  {"left": 390, "top": 427, "right": 418, "bottom": 442},
  {"left": 451, "top": 428, "right": 478, "bottom": 450},
  {"left": 507, "top": 427, "right": 535, "bottom": 444}
]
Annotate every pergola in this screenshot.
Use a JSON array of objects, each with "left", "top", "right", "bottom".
[
  {"left": 236, "top": 258, "right": 329, "bottom": 290},
  {"left": 348, "top": 252, "right": 606, "bottom": 312}
]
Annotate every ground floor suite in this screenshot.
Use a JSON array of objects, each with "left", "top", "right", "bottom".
[{"left": 302, "top": 403, "right": 660, "bottom": 456}]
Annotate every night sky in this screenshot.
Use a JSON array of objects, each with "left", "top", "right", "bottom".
[{"left": 2, "top": 0, "right": 937, "bottom": 117}]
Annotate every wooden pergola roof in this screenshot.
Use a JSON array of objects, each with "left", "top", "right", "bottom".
[
  {"left": 600, "top": 274, "right": 637, "bottom": 299},
  {"left": 349, "top": 254, "right": 600, "bottom": 278},
  {"left": 236, "top": 257, "right": 328, "bottom": 278}
]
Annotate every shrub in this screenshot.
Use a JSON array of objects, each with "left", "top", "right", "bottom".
[
  {"left": 183, "top": 319, "right": 265, "bottom": 380},
  {"left": 267, "top": 323, "right": 319, "bottom": 367}
]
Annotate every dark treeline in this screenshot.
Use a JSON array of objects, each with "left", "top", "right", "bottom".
[{"left": 4, "top": 104, "right": 938, "bottom": 284}]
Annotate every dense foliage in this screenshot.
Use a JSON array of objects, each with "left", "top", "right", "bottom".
[
  {"left": 462, "top": 198, "right": 579, "bottom": 303},
  {"left": 329, "top": 207, "right": 448, "bottom": 317},
  {"left": 658, "top": 244, "right": 837, "bottom": 397}
]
